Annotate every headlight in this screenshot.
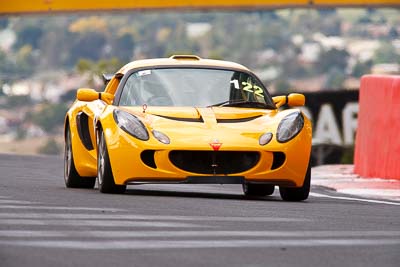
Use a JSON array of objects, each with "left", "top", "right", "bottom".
[
  {"left": 259, "top": 132, "right": 273, "bottom": 146},
  {"left": 152, "top": 130, "right": 170, "bottom": 144},
  {"left": 113, "top": 109, "right": 149, "bottom": 141},
  {"left": 277, "top": 112, "right": 304, "bottom": 143}
]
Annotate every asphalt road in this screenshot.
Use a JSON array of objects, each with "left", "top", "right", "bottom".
[{"left": 0, "top": 153, "right": 399, "bottom": 267}]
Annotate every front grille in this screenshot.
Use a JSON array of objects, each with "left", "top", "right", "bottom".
[{"left": 169, "top": 150, "right": 260, "bottom": 175}]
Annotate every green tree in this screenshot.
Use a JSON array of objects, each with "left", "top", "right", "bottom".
[
  {"left": 324, "top": 67, "right": 346, "bottom": 89},
  {"left": 15, "top": 25, "right": 43, "bottom": 49},
  {"left": 60, "top": 90, "right": 78, "bottom": 103},
  {"left": 373, "top": 43, "right": 400, "bottom": 64},
  {"left": 37, "top": 138, "right": 62, "bottom": 155},
  {"left": 69, "top": 32, "right": 107, "bottom": 65},
  {"left": 0, "top": 50, "right": 17, "bottom": 81},
  {"left": 0, "top": 18, "right": 8, "bottom": 29},
  {"left": 76, "top": 58, "right": 123, "bottom": 89},
  {"left": 76, "top": 58, "right": 92, "bottom": 73},
  {"left": 388, "top": 27, "right": 399, "bottom": 39},
  {"left": 113, "top": 33, "right": 135, "bottom": 61},
  {"left": 15, "top": 126, "right": 27, "bottom": 140},
  {"left": 30, "top": 103, "right": 68, "bottom": 133},
  {"left": 3, "top": 95, "right": 32, "bottom": 108},
  {"left": 316, "top": 48, "right": 349, "bottom": 74},
  {"left": 274, "top": 79, "right": 292, "bottom": 94},
  {"left": 96, "top": 58, "right": 124, "bottom": 74},
  {"left": 15, "top": 45, "right": 35, "bottom": 76},
  {"left": 77, "top": 58, "right": 123, "bottom": 76},
  {"left": 352, "top": 60, "right": 372, "bottom": 78}
]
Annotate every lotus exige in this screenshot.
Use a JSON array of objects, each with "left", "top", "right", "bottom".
[{"left": 64, "top": 55, "right": 312, "bottom": 201}]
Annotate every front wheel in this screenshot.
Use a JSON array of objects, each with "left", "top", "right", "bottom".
[
  {"left": 97, "top": 128, "right": 126, "bottom": 194},
  {"left": 279, "top": 162, "right": 311, "bottom": 202},
  {"left": 64, "top": 126, "right": 96, "bottom": 188}
]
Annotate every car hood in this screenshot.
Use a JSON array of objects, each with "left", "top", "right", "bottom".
[{"left": 117, "top": 106, "right": 292, "bottom": 148}]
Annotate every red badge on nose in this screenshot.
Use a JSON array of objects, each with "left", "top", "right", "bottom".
[{"left": 209, "top": 139, "right": 222, "bottom": 151}]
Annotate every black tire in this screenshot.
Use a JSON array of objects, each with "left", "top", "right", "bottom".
[
  {"left": 64, "top": 126, "right": 96, "bottom": 188},
  {"left": 279, "top": 162, "right": 311, "bottom": 201},
  {"left": 242, "top": 183, "right": 275, "bottom": 197},
  {"left": 97, "top": 128, "right": 126, "bottom": 194}
]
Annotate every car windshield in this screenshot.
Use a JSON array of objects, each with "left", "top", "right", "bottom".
[{"left": 118, "top": 68, "right": 276, "bottom": 109}]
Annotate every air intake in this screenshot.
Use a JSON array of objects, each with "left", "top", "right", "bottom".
[{"left": 169, "top": 150, "right": 260, "bottom": 175}]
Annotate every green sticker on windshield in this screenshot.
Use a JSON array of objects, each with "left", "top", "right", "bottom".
[
  {"left": 253, "top": 85, "right": 264, "bottom": 97},
  {"left": 241, "top": 82, "right": 264, "bottom": 98}
]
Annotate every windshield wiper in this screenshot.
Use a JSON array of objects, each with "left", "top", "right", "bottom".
[{"left": 208, "top": 100, "right": 274, "bottom": 109}]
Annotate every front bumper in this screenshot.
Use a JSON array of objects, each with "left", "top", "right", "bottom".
[{"left": 106, "top": 119, "right": 312, "bottom": 188}]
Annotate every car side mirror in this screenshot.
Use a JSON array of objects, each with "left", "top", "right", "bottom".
[
  {"left": 273, "top": 93, "right": 305, "bottom": 108},
  {"left": 76, "top": 88, "right": 114, "bottom": 105},
  {"left": 287, "top": 93, "right": 305, "bottom": 107}
]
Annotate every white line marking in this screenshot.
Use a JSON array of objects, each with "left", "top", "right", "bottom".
[
  {"left": 0, "top": 205, "right": 124, "bottom": 212},
  {"left": 310, "top": 192, "right": 400, "bottom": 206},
  {"left": 0, "top": 213, "right": 307, "bottom": 222},
  {"left": 0, "top": 230, "right": 399, "bottom": 238},
  {"left": 0, "top": 219, "right": 203, "bottom": 228},
  {"left": 0, "top": 219, "right": 47, "bottom": 225},
  {"left": 0, "top": 200, "right": 37, "bottom": 204},
  {"left": 338, "top": 189, "right": 400, "bottom": 197},
  {"left": 0, "top": 239, "right": 398, "bottom": 249},
  {"left": 0, "top": 230, "right": 66, "bottom": 237}
]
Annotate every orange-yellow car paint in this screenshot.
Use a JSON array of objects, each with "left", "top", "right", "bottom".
[{"left": 65, "top": 56, "right": 312, "bottom": 187}]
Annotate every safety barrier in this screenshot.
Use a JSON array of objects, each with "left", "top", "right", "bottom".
[{"left": 354, "top": 75, "right": 400, "bottom": 179}]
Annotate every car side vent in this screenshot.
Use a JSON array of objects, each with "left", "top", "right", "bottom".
[
  {"left": 271, "top": 152, "right": 286, "bottom": 170},
  {"left": 76, "top": 112, "right": 94, "bottom": 151},
  {"left": 169, "top": 55, "right": 201, "bottom": 61},
  {"left": 141, "top": 150, "right": 157, "bottom": 169}
]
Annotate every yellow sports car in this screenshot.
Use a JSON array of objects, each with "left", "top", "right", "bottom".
[{"left": 64, "top": 55, "right": 312, "bottom": 201}]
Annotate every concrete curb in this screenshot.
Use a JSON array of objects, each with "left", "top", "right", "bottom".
[{"left": 311, "top": 165, "right": 400, "bottom": 201}]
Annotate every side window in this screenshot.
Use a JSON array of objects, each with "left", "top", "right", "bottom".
[{"left": 119, "top": 75, "right": 138, "bottom": 106}]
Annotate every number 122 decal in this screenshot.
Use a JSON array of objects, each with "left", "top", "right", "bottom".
[{"left": 230, "top": 80, "right": 264, "bottom": 98}]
